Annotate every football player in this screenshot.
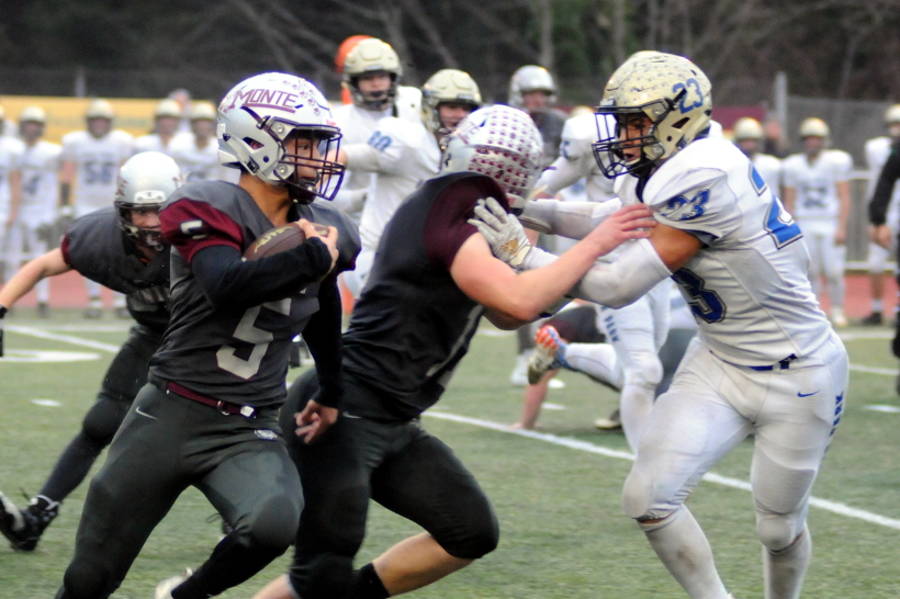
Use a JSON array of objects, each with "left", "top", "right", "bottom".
[
  {"left": 862, "top": 104, "right": 900, "bottom": 325},
  {"left": 339, "top": 67, "right": 481, "bottom": 297},
  {"left": 60, "top": 99, "right": 135, "bottom": 317},
  {"left": 733, "top": 116, "right": 782, "bottom": 194},
  {"left": 331, "top": 37, "right": 421, "bottom": 219},
  {"left": 169, "top": 101, "right": 238, "bottom": 183},
  {"left": 0, "top": 151, "right": 179, "bottom": 551},
  {"left": 0, "top": 107, "right": 24, "bottom": 283},
  {"left": 782, "top": 117, "right": 852, "bottom": 327},
  {"left": 251, "top": 105, "right": 654, "bottom": 599},
  {"left": 516, "top": 79, "right": 673, "bottom": 445},
  {"left": 508, "top": 64, "right": 567, "bottom": 166},
  {"left": 53, "top": 72, "right": 359, "bottom": 599},
  {"left": 4, "top": 106, "right": 61, "bottom": 316},
  {"left": 473, "top": 51, "right": 848, "bottom": 599},
  {"left": 134, "top": 98, "right": 188, "bottom": 155}
]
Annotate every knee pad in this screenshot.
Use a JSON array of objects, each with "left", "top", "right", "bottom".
[
  {"left": 289, "top": 552, "right": 354, "bottom": 599},
  {"left": 239, "top": 494, "right": 301, "bottom": 552},
  {"left": 622, "top": 467, "right": 654, "bottom": 519},
  {"left": 623, "top": 351, "right": 663, "bottom": 390},
  {"left": 437, "top": 507, "right": 499, "bottom": 560},
  {"left": 81, "top": 397, "right": 129, "bottom": 448},
  {"left": 756, "top": 510, "right": 805, "bottom": 552}
]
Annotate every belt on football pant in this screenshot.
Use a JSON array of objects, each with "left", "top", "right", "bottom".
[
  {"left": 151, "top": 377, "right": 257, "bottom": 418},
  {"left": 748, "top": 353, "right": 798, "bottom": 371}
]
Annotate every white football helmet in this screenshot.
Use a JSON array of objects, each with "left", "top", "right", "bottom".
[
  {"left": 421, "top": 68, "right": 482, "bottom": 137},
  {"left": 885, "top": 104, "right": 900, "bottom": 125},
  {"left": 189, "top": 101, "right": 216, "bottom": 121},
  {"left": 114, "top": 151, "right": 183, "bottom": 250},
  {"left": 342, "top": 38, "right": 402, "bottom": 110},
  {"left": 508, "top": 65, "right": 557, "bottom": 108},
  {"left": 441, "top": 105, "right": 543, "bottom": 212},
  {"left": 593, "top": 51, "right": 712, "bottom": 178},
  {"left": 19, "top": 106, "right": 47, "bottom": 124},
  {"left": 799, "top": 117, "right": 829, "bottom": 138},
  {"left": 154, "top": 98, "right": 183, "bottom": 119},
  {"left": 733, "top": 117, "right": 763, "bottom": 141},
  {"left": 85, "top": 99, "right": 114, "bottom": 120},
  {"left": 217, "top": 72, "right": 345, "bottom": 204}
]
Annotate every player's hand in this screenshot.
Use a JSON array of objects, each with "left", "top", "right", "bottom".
[
  {"left": 296, "top": 219, "right": 339, "bottom": 271},
  {"left": 872, "top": 224, "right": 893, "bottom": 249},
  {"left": 468, "top": 197, "right": 533, "bottom": 269},
  {"left": 585, "top": 204, "right": 656, "bottom": 256},
  {"left": 293, "top": 399, "right": 339, "bottom": 444},
  {"left": 834, "top": 228, "right": 846, "bottom": 246}
]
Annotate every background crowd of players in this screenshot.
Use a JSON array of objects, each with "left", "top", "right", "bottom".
[{"left": 0, "top": 33, "right": 893, "bottom": 599}]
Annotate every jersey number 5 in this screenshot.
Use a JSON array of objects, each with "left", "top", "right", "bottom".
[{"left": 216, "top": 299, "right": 291, "bottom": 379}]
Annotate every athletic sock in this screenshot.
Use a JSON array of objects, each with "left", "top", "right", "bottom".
[
  {"left": 762, "top": 525, "right": 811, "bottom": 599},
  {"left": 640, "top": 507, "right": 730, "bottom": 599}
]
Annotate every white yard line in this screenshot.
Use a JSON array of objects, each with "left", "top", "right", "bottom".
[
  {"left": 424, "top": 410, "right": 900, "bottom": 532},
  {"left": 7, "top": 325, "right": 120, "bottom": 353}
]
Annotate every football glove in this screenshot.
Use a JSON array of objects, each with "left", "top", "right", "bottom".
[{"left": 468, "top": 197, "right": 533, "bottom": 270}]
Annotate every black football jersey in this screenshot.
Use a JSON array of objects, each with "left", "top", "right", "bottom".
[
  {"left": 342, "top": 172, "right": 507, "bottom": 419},
  {"left": 151, "top": 180, "right": 358, "bottom": 408},
  {"left": 61, "top": 207, "right": 169, "bottom": 332}
]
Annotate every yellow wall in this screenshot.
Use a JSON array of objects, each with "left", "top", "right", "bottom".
[{"left": 1, "top": 96, "right": 168, "bottom": 143}]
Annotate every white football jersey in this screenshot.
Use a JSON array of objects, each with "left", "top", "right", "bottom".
[
  {"left": 538, "top": 113, "right": 617, "bottom": 203},
  {"left": 169, "top": 135, "right": 238, "bottom": 183},
  {"left": 345, "top": 116, "right": 440, "bottom": 251},
  {"left": 332, "top": 86, "right": 422, "bottom": 206},
  {"left": 19, "top": 140, "right": 61, "bottom": 225},
  {"left": 0, "top": 136, "right": 24, "bottom": 222},
  {"left": 622, "top": 137, "right": 832, "bottom": 366},
  {"left": 134, "top": 132, "right": 190, "bottom": 156},
  {"left": 751, "top": 152, "right": 782, "bottom": 192},
  {"left": 61, "top": 129, "right": 134, "bottom": 216},
  {"left": 781, "top": 149, "right": 852, "bottom": 221}
]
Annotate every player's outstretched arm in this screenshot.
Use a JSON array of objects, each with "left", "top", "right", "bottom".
[
  {"left": 518, "top": 197, "right": 623, "bottom": 238},
  {"left": 0, "top": 248, "right": 71, "bottom": 309},
  {"left": 453, "top": 202, "right": 654, "bottom": 327}
]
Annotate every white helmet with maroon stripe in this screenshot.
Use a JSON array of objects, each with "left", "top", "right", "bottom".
[
  {"left": 440, "top": 104, "right": 543, "bottom": 212},
  {"left": 217, "top": 72, "right": 345, "bottom": 204}
]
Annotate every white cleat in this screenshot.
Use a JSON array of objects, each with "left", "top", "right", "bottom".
[
  {"left": 155, "top": 569, "right": 193, "bottom": 599},
  {"left": 830, "top": 307, "right": 848, "bottom": 328},
  {"left": 508, "top": 351, "right": 531, "bottom": 387}
]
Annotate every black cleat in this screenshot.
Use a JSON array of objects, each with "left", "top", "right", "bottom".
[
  {"left": 860, "top": 312, "right": 884, "bottom": 326},
  {"left": 0, "top": 493, "right": 58, "bottom": 551},
  {"left": 37, "top": 302, "right": 50, "bottom": 318}
]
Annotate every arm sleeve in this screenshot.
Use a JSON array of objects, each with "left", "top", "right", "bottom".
[
  {"left": 869, "top": 147, "right": 900, "bottom": 225},
  {"left": 522, "top": 238, "right": 671, "bottom": 309},
  {"left": 301, "top": 273, "right": 344, "bottom": 409},
  {"left": 191, "top": 242, "right": 333, "bottom": 308},
  {"left": 520, "top": 198, "right": 623, "bottom": 238},
  {"left": 343, "top": 143, "right": 384, "bottom": 173},
  {"left": 537, "top": 153, "right": 588, "bottom": 194}
]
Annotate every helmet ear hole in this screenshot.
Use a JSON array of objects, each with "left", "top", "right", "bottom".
[{"left": 672, "top": 118, "right": 689, "bottom": 130}]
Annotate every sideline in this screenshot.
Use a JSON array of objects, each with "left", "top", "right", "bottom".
[{"left": 424, "top": 410, "right": 900, "bottom": 532}]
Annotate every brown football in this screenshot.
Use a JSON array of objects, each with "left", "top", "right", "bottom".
[{"left": 243, "top": 223, "right": 329, "bottom": 260}]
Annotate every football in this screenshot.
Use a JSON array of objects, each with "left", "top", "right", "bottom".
[{"left": 243, "top": 222, "right": 329, "bottom": 261}]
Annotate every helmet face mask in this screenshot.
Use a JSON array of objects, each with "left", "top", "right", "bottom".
[
  {"left": 592, "top": 51, "right": 712, "bottom": 179},
  {"left": 217, "top": 72, "right": 345, "bottom": 204},
  {"left": 441, "top": 105, "right": 543, "bottom": 212}
]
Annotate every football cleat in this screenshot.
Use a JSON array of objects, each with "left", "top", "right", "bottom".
[
  {"left": 860, "top": 311, "right": 883, "bottom": 326},
  {"left": 0, "top": 493, "right": 57, "bottom": 551},
  {"left": 155, "top": 568, "right": 194, "bottom": 599},
  {"left": 830, "top": 307, "right": 848, "bottom": 328},
  {"left": 594, "top": 408, "right": 622, "bottom": 431},
  {"left": 527, "top": 325, "right": 569, "bottom": 385}
]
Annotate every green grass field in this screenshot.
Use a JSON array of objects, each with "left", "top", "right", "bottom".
[{"left": 1, "top": 307, "right": 899, "bottom": 598}]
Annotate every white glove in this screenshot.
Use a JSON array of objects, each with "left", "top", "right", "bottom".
[{"left": 468, "top": 197, "right": 533, "bottom": 269}]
